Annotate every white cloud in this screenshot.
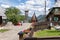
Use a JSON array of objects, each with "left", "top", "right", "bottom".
[
  {"left": 35, "top": 0, "right": 45, "bottom": 5},
  {"left": 0, "top": 0, "right": 54, "bottom": 17},
  {"left": 16, "top": 0, "right": 54, "bottom": 17},
  {"left": 1, "top": 4, "right": 10, "bottom": 8},
  {"left": 26, "top": 0, "right": 35, "bottom": 5}
]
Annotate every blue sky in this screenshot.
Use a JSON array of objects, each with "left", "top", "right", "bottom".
[{"left": 0, "top": 0, "right": 55, "bottom": 17}]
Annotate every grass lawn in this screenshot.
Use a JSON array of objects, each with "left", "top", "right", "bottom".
[
  {"left": 0, "top": 29, "right": 9, "bottom": 33},
  {"left": 33, "top": 30, "right": 60, "bottom": 38}
]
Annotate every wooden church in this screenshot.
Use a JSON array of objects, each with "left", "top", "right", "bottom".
[
  {"left": 31, "top": 13, "right": 37, "bottom": 23},
  {"left": 32, "top": 0, "right": 60, "bottom": 30}
]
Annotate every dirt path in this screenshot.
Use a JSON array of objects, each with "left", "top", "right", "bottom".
[{"left": 0, "top": 23, "right": 32, "bottom": 40}]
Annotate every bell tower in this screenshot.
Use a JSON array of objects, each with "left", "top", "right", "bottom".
[{"left": 24, "top": 10, "right": 29, "bottom": 22}]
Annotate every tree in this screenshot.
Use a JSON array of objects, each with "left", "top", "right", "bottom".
[
  {"left": 18, "top": 15, "right": 25, "bottom": 21},
  {"left": 5, "top": 7, "right": 21, "bottom": 25}
]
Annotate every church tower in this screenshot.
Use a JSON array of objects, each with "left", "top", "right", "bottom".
[
  {"left": 31, "top": 13, "right": 37, "bottom": 23},
  {"left": 24, "top": 10, "right": 29, "bottom": 22}
]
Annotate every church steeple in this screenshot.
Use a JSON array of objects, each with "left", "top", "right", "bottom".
[{"left": 31, "top": 12, "right": 37, "bottom": 23}]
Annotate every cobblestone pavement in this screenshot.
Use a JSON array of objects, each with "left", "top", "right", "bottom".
[{"left": 0, "top": 23, "right": 32, "bottom": 40}]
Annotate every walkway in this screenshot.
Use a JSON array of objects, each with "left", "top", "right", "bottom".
[{"left": 0, "top": 23, "right": 32, "bottom": 40}]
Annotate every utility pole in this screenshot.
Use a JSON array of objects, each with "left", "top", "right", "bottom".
[{"left": 45, "top": 0, "right": 46, "bottom": 15}]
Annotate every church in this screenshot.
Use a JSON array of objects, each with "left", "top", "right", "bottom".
[
  {"left": 31, "top": 13, "right": 37, "bottom": 23},
  {"left": 33, "top": 0, "right": 60, "bottom": 30}
]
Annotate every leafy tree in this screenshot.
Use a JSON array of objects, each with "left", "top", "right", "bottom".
[
  {"left": 5, "top": 7, "right": 24, "bottom": 25},
  {"left": 18, "top": 15, "right": 25, "bottom": 21}
]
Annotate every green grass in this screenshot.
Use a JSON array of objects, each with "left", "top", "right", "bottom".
[
  {"left": 0, "top": 29, "right": 9, "bottom": 33},
  {"left": 33, "top": 30, "right": 60, "bottom": 37}
]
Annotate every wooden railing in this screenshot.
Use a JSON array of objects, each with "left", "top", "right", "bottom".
[{"left": 24, "top": 37, "right": 60, "bottom": 40}]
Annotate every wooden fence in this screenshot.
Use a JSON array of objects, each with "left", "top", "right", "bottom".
[{"left": 24, "top": 37, "right": 60, "bottom": 40}]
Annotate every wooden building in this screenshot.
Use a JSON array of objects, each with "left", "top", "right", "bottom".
[
  {"left": 0, "top": 7, "right": 7, "bottom": 26},
  {"left": 46, "top": 7, "right": 60, "bottom": 26},
  {"left": 46, "top": 0, "right": 60, "bottom": 26},
  {"left": 0, "top": 16, "right": 2, "bottom": 25},
  {"left": 32, "top": 0, "right": 60, "bottom": 30},
  {"left": 31, "top": 13, "right": 37, "bottom": 23}
]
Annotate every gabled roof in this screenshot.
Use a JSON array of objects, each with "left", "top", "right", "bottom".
[
  {"left": 31, "top": 13, "right": 37, "bottom": 22},
  {"left": 46, "top": 7, "right": 60, "bottom": 18},
  {"left": 46, "top": 0, "right": 60, "bottom": 18}
]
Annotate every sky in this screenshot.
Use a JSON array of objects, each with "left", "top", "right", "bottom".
[{"left": 0, "top": 0, "right": 55, "bottom": 17}]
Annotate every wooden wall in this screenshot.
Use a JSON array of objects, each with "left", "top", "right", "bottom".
[{"left": 0, "top": 16, "right": 2, "bottom": 25}]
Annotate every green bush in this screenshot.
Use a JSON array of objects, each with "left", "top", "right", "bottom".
[{"left": 0, "top": 29, "right": 9, "bottom": 33}]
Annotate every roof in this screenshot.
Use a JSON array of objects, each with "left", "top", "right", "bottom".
[
  {"left": 31, "top": 13, "right": 37, "bottom": 22},
  {"left": 46, "top": 7, "right": 60, "bottom": 18},
  {"left": 46, "top": 0, "right": 60, "bottom": 18}
]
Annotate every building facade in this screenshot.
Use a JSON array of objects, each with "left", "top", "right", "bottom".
[
  {"left": 46, "top": 0, "right": 60, "bottom": 26},
  {"left": 0, "top": 7, "right": 7, "bottom": 26}
]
